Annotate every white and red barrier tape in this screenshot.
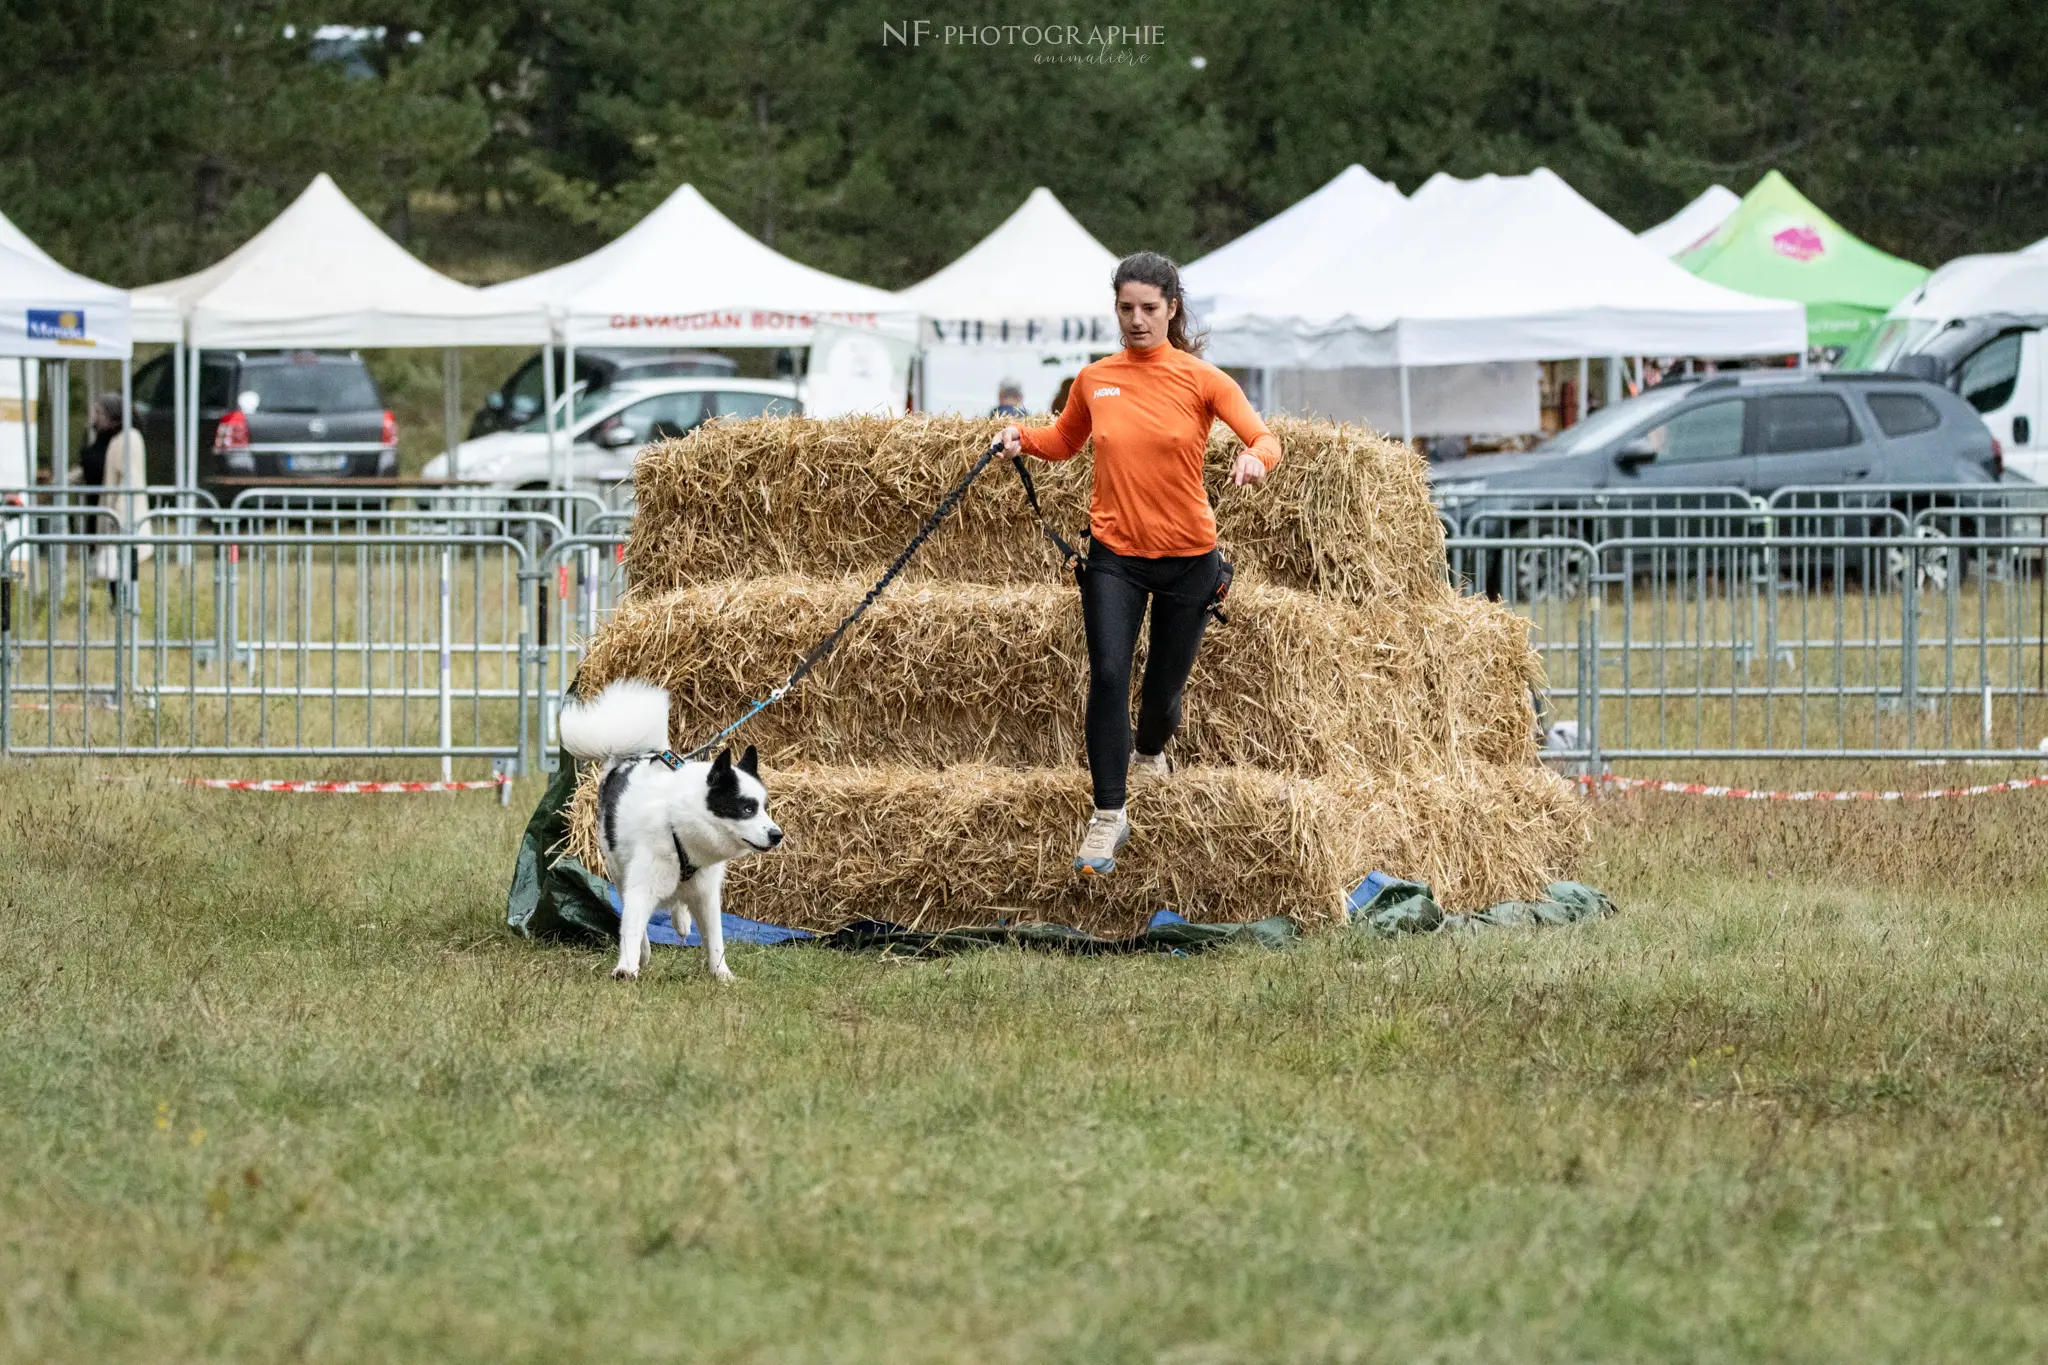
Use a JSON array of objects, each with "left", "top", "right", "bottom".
[
  {"left": 94, "top": 773, "right": 511, "bottom": 795},
  {"left": 171, "top": 776, "right": 510, "bottom": 794},
  {"left": 1577, "top": 772, "right": 2048, "bottom": 802}
]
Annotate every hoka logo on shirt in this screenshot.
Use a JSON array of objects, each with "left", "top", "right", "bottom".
[{"left": 1092, "top": 386, "right": 1121, "bottom": 398}]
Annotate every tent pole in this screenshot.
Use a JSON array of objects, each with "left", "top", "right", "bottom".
[
  {"left": 170, "top": 338, "right": 184, "bottom": 491},
  {"left": 1398, "top": 364, "right": 1413, "bottom": 444},
  {"left": 563, "top": 337, "right": 577, "bottom": 499},
  {"left": 541, "top": 337, "right": 558, "bottom": 490},
  {"left": 1604, "top": 355, "right": 1622, "bottom": 408},
  {"left": 17, "top": 359, "right": 32, "bottom": 494},
  {"left": 1576, "top": 357, "right": 1589, "bottom": 422},
  {"left": 442, "top": 349, "right": 461, "bottom": 480},
  {"left": 186, "top": 342, "right": 201, "bottom": 567},
  {"left": 52, "top": 360, "right": 68, "bottom": 495},
  {"left": 186, "top": 344, "right": 201, "bottom": 490}
]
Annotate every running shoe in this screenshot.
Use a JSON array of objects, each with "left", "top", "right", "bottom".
[{"left": 1073, "top": 811, "right": 1131, "bottom": 876}]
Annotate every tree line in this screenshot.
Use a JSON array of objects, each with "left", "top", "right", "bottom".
[{"left": 3, "top": 0, "right": 2044, "bottom": 289}]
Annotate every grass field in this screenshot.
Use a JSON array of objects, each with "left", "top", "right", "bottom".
[{"left": 3, "top": 757, "right": 2046, "bottom": 1362}]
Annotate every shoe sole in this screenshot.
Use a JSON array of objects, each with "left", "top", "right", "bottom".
[{"left": 1074, "top": 828, "right": 1129, "bottom": 877}]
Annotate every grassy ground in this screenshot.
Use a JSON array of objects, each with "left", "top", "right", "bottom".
[{"left": 3, "top": 758, "right": 2046, "bottom": 1361}]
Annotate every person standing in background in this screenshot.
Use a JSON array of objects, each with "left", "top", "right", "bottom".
[
  {"left": 991, "top": 380, "right": 1027, "bottom": 418},
  {"left": 80, "top": 393, "right": 148, "bottom": 609},
  {"left": 1050, "top": 376, "right": 1075, "bottom": 416}
]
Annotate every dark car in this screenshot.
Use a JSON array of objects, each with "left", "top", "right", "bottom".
[
  {"left": 1432, "top": 371, "right": 2008, "bottom": 598},
  {"left": 133, "top": 349, "right": 396, "bottom": 491},
  {"left": 469, "top": 348, "right": 739, "bottom": 437},
  {"left": 1434, "top": 371, "right": 2000, "bottom": 507}
]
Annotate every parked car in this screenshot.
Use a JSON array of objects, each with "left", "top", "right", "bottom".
[
  {"left": 1435, "top": 371, "right": 2001, "bottom": 504},
  {"left": 1882, "top": 314, "right": 2048, "bottom": 481},
  {"left": 1431, "top": 370, "right": 2010, "bottom": 598},
  {"left": 425, "top": 377, "right": 802, "bottom": 498},
  {"left": 132, "top": 349, "right": 397, "bottom": 491},
  {"left": 468, "top": 348, "right": 738, "bottom": 438}
]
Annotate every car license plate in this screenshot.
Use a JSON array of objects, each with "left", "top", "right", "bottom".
[{"left": 287, "top": 453, "right": 351, "bottom": 473}]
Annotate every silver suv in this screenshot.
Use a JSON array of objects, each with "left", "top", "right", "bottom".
[{"left": 1433, "top": 371, "right": 2001, "bottom": 505}]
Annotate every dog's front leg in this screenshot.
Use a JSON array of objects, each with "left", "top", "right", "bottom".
[
  {"left": 615, "top": 880, "right": 658, "bottom": 981},
  {"left": 680, "top": 873, "right": 734, "bottom": 983}
]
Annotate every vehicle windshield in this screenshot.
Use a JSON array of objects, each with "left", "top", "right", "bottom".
[
  {"left": 242, "top": 358, "right": 380, "bottom": 413},
  {"left": 1537, "top": 384, "right": 1693, "bottom": 456},
  {"left": 1862, "top": 318, "right": 1940, "bottom": 370},
  {"left": 517, "top": 385, "right": 618, "bottom": 434}
]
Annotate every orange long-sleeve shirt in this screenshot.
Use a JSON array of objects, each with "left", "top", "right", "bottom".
[{"left": 1018, "top": 343, "right": 1282, "bottom": 558}]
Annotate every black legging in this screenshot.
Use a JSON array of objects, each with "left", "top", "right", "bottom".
[{"left": 1080, "top": 541, "right": 1223, "bottom": 810}]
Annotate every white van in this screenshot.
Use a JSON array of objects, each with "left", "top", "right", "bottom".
[
  {"left": 1869, "top": 249, "right": 2048, "bottom": 481},
  {"left": 1880, "top": 314, "right": 2047, "bottom": 481}
]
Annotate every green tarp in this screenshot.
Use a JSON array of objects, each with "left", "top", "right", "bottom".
[
  {"left": 504, "top": 754, "right": 1615, "bottom": 953},
  {"left": 1675, "top": 170, "right": 1929, "bottom": 348}
]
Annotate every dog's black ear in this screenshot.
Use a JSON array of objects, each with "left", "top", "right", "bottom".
[
  {"left": 737, "top": 745, "right": 759, "bottom": 777},
  {"left": 707, "top": 747, "right": 735, "bottom": 790}
]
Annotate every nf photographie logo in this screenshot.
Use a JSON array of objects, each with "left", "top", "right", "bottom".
[{"left": 882, "top": 20, "right": 1166, "bottom": 63}]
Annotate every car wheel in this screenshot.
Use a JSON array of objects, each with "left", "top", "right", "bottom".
[
  {"left": 1513, "top": 543, "right": 1588, "bottom": 602},
  {"left": 1885, "top": 524, "right": 1950, "bottom": 593}
]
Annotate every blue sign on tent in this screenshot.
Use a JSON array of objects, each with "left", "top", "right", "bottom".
[{"left": 26, "top": 308, "right": 86, "bottom": 340}]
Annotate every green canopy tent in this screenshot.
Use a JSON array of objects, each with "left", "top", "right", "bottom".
[{"left": 1675, "top": 171, "right": 1928, "bottom": 350}]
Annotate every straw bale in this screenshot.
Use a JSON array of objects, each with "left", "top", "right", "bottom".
[
  {"left": 560, "top": 761, "right": 1588, "bottom": 935},
  {"left": 572, "top": 576, "right": 1438, "bottom": 776},
  {"left": 625, "top": 414, "right": 1445, "bottom": 605},
  {"left": 1415, "top": 594, "right": 1545, "bottom": 768}
]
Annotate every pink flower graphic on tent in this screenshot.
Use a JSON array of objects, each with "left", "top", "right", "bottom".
[{"left": 1772, "top": 225, "right": 1826, "bottom": 261}]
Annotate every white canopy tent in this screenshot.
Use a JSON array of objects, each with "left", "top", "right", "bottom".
[
  {"left": 1183, "top": 164, "right": 1404, "bottom": 304},
  {"left": 1181, "top": 165, "right": 1536, "bottom": 434},
  {"left": 1, "top": 241, "right": 134, "bottom": 495},
  {"left": 488, "top": 182, "right": 907, "bottom": 348},
  {"left": 1200, "top": 169, "right": 1807, "bottom": 436},
  {"left": 130, "top": 173, "right": 549, "bottom": 488},
  {"left": 1637, "top": 185, "right": 1740, "bottom": 258},
  {"left": 487, "top": 181, "right": 912, "bottom": 465},
  {"left": 892, "top": 187, "right": 1119, "bottom": 414},
  {"left": 896, "top": 186, "right": 1120, "bottom": 341},
  {"left": 0, "top": 243, "right": 132, "bottom": 361},
  {"left": 133, "top": 173, "right": 543, "bottom": 348}
]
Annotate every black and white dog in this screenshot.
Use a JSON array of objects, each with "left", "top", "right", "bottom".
[{"left": 557, "top": 679, "right": 783, "bottom": 982}]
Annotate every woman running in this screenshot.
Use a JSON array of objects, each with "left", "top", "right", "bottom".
[{"left": 1001, "top": 251, "right": 1281, "bottom": 875}]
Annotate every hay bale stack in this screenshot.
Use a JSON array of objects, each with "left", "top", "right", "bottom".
[
  {"left": 552, "top": 411, "right": 1588, "bottom": 933},
  {"left": 625, "top": 414, "right": 1444, "bottom": 605},
  {"left": 574, "top": 576, "right": 1431, "bottom": 776},
  {"left": 565, "top": 762, "right": 1588, "bottom": 933}
]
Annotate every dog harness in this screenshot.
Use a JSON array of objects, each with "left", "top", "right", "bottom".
[{"left": 636, "top": 750, "right": 699, "bottom": 880}]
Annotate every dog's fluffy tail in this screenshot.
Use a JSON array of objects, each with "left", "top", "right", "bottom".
[{"left": 558, "top": 679, "right": 672, "bottom": 761}]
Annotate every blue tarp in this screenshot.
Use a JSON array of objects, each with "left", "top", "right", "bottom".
[{"left": 602, "top": 877, "right": 1613, "bottom": 953}]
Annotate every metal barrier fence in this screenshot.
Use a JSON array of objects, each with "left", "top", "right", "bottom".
[
  {"left": 531, "top": 533, "right": 633, "bottom": 769},
  {"left": 7, "top": 481, "right": 2048, "bottom": 770},
  {"left": 1451, "top": 529, "right": 2048, "bottom": 763},
  {"left": 2, "top": 530, "right": 531, "bottom": 775}
]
